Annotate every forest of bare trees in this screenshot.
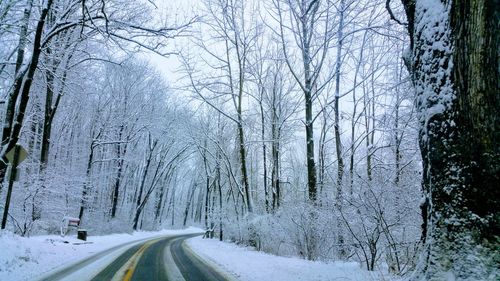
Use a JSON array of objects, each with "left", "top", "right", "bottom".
[{"left": 0, "top": 0, "right": 497, "bottom": 280}]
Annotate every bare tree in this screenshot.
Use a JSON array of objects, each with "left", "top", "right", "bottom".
[
  {"left": 272, "top": 0, "right": 336, "bottom": 202},
  {"left": 182, "top": 0, "right": 261, "bottom": 213}
]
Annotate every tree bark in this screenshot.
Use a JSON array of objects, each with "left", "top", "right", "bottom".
[{"left": 401, "top": 0, "right": 499, "bottom": 279}]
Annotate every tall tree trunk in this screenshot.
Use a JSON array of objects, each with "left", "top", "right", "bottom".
[
  {"left": 317, "top": 110, "right": 328, "bottom": 201},
  {"left": 111, "top": 126, "right": 127, "bottom": 218},
  {"left": 41, "top": 45, "right": 73, "bottom": 170},
  {"left": 237, "top": 107, "right": 252, "bottom": 213},
  {"left": 231, "top": 16, "right": 253, "bottom": 213},
  {"left": 132, "top": 135, "right": 156, "bottom": 230},
  {"left": 334, "top": 0, "right": 346, "bottom": 198},
  {"left": 304, "top": 50, "right": 317, "bottom": 202},
  {"left": 170, "top": 187, "right": 176, "bottom": 226},
  {"left": 41, "top": 52, "right": 55, "bottom": 168},
  {"left": 183, "top": 183, "right": 196, "bottom": 226},
  {"left": 349, "top": 29, "right": 368, "bottom": 195},
  {"left": 271, "top": 84, "right": 281, "bottom": 210},
  {"left": 367, "top": 65, "right": 376, "bottom": 181},
  {"left": 334, "top": 0, "right": 346, "bottom": 258},
  {"left": 401, "top": 0, "right": 499, "bottom": 279},
  {"left": 394, "top": 79, "right": 401, "bottom": 186},
  {"left": 202, "top": 139, "right": 211, "bottom": 229},
  {"left": 363, "top": 71, "right": 375, "bottom": 182},
  {"left": 79, "top": 140, "right": 95, "bottom": 222},
  {"left": 259, "top": 96, "right": 270, "bottom": 213},
  {"left": 271, "top": 126, "right": 281, "bottom": 210},
  {"left": 216, "top": 148, "right": 223, "bottom": 241},
  {"left": 39, "top": 8, "right": 58, "bottom": 170}
]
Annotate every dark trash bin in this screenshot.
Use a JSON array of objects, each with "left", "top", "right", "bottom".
[{"left": 77, "top": 229, "right": 87, "bottom": 241}]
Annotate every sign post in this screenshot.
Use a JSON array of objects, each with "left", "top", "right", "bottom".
[{"left": 1, "top": 144, "right": 28, "bottom": 229}]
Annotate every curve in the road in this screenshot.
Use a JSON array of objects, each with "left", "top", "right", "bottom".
[
  {"left": 125, "top": 237, "right": 171, "bottom": 280},
  {"left": 86, "top": 234, "right": 230, "bottom": 281},
  {"left": 170, "top": 235, "right": 229, "bottom": 281},
  {"left": 38, "top": 235, "right": 161, "bottom": 281}
]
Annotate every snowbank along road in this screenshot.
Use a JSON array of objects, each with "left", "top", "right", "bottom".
[{"left": 37, "top": 233, "right": 233, "bottom": 281}]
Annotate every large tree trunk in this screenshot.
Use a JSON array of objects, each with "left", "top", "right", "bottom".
[{"left": 401, "top": 0, "right": 499, "bottom": 279}]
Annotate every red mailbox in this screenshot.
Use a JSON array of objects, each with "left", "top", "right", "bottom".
[
  {"left": 61, "top": 216, "right": 80, "bottom": 236},
  {"left": 68, "top": 218, "right": 80, "bottom": 227}
]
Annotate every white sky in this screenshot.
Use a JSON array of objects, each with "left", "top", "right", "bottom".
[{"left": 141, "top": 0, "right": 201, "bottom": 86}]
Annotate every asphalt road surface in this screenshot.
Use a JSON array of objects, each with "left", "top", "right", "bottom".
[{"left": 39, "top": 233, "right": 232, "bottom": 281}]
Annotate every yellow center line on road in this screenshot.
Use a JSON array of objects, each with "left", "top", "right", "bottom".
[{"left": 111, "top": 238, "right": 161, "bottom": 281}]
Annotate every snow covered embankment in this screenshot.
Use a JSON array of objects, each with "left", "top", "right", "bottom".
[{"left": 186, "top": 236, "right": 394, "bottom": 281}]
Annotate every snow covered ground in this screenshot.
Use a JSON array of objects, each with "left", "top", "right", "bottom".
[
  {"left": 1, "top": 228, "right": 395, "bottom": 281},
  {"left": 0, "top": 227, "right": 202, "bottom": 281},
  {"left": 186, "top": 236, "right": 394, "bottom": 281}
]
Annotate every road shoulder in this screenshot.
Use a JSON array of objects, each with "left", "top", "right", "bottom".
[{"left": 183, "top": 237, "right": 239, "bottom": 281}]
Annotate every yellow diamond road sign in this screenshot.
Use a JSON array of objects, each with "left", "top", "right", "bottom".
[{"left": 5, "top": 145, "right": 28, "bottom": 164}]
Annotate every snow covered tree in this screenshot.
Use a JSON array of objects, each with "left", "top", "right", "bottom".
[
  {"left": 399, "top": 0, "right": 499, "bottom": 279},
  {"left": 183, "top": 0, "right": 260, "bottom": 213},
  {"left": 0, "top": 0, "right": 193, "bottom": 230},
  {"left": 272, "top": 0, "right": 337, "bottom": 202}
]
